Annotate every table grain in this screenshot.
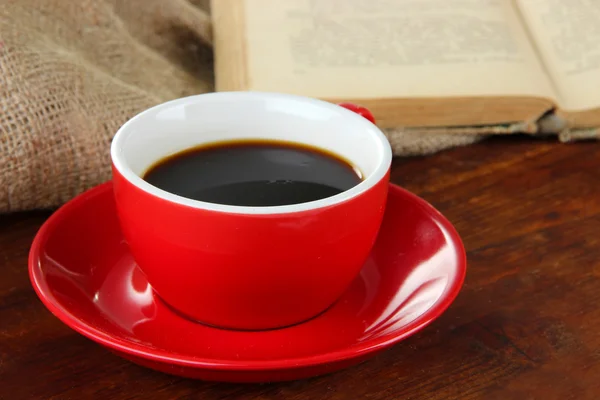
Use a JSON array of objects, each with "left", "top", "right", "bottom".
[{"left": 2, "top": 136, "right": 599, "bottom": 399}]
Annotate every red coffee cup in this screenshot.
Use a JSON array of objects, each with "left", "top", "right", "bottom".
[{"left": 111, "top": 92, "right": 391, "bottom": 330}]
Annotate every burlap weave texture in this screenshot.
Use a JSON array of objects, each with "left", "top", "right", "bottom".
[{"left": 0, "top": 0, "right": 481, "bottom": 213}]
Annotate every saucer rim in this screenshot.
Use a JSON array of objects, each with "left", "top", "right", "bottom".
[{"left": 29, "top": 181, "right": 466, "bottom": 371}]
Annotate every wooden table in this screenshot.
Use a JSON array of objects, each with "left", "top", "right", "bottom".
[{"left": 2, "top": 136, "right": 599, "bottom": 399}]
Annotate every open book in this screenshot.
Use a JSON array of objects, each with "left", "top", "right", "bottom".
[{"left": 211, "top": 0, "right": 600, "bottom": 139}]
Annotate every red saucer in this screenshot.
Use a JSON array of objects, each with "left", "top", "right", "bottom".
[{"left": 29, "top": 182, "right": 466, "bottom": 383}]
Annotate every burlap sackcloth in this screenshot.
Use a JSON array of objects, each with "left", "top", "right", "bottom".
[{"left": 0, "top": 0, "right": 560, "bottom": 213}]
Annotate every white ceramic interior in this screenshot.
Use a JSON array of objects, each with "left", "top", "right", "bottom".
[{"left": 111, "top": 91, "right": 392, "bottom": 214}]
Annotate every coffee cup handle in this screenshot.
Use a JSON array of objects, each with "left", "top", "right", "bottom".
[{"left": 337, "top": 103, "right": 376, "bottom": 124}]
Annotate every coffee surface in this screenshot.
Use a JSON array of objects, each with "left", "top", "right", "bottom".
[{"left": 143, "top": 140, "right": 362, "bottom": 207}]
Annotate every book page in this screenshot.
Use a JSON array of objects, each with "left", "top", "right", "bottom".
[
  {"left": 517, "top": 0, "right": 600, "bottom": 111},
  {"left": 242, "top": 0, "right": 556, "bottom": 100}
]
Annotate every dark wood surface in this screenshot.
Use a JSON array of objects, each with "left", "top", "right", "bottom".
[{"left": 2, "top": 136, "right": 599, "bottom": 399}]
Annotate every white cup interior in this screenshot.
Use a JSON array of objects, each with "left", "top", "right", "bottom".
[{"left": 111, "top": 91, "right": 392, "bottom": 214}]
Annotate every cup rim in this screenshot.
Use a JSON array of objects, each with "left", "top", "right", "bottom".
[{"left": 111, "top": 91, "right": 392, "bottom": 215}]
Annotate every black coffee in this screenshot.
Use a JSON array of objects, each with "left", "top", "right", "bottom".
[{"left": 143, "top": 140, "right": 363, "bottom": 207}]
